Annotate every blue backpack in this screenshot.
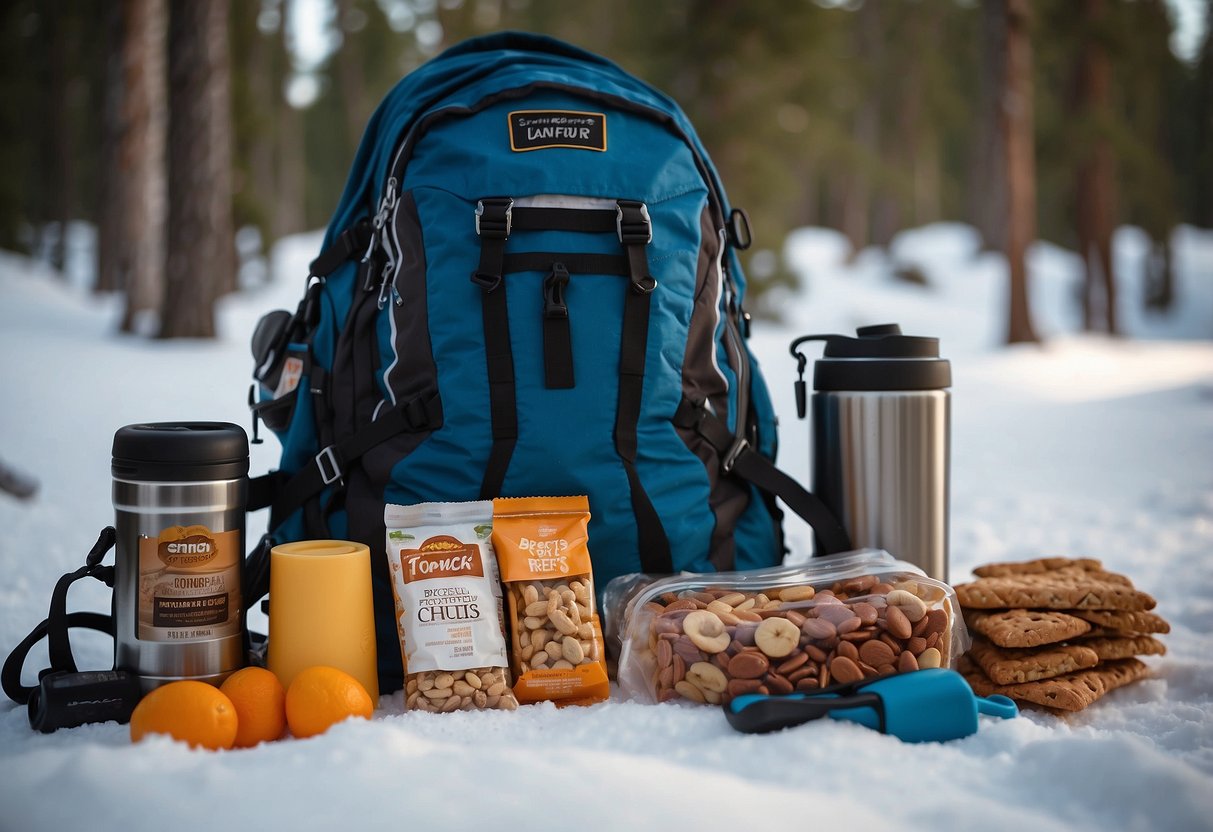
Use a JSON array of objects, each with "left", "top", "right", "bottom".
[{"left": 247, "top": 32, "right": 849, "bottom": 691}]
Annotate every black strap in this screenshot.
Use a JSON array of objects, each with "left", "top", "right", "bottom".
[
  {"left": 673, "top": 399, "right": 853, "bottom": 555},
  {"left": 3, "top": 527, "right": 117, "bottom": 705},
  {"left": 614, "top": 200, "right": 671, "bottom": 573},
  {"left": 542, "top": 263, "right": 574, "bottom": 389},
  {"left": 248, "top": 472, "right": 284, "bottom": 512},
  {"left": 510, "top": 207, "right": 617, "bottom": 234},
  {"left": 242, "top": 532, "right": 275, "bottom": 610},
  {"left": 503, "top": 252, "right": 629, "bottom": 276},
  {"left": 270, "top": 392, "right": 443, "bottom": 528},
  {"left": 308, "top": 218, "right": 372, "bottom": 278},
  {"left": 472, "top": 198, "right": 518, "bottom": 499}
]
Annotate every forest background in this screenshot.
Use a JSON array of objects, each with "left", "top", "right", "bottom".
[{"left": 0, "top": 0, "right": 1208, "bottom": 342}]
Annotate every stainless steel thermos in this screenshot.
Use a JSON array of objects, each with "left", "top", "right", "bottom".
[
  {"left": 112, "top": 422, "right": 248, "bottom": 690},
  {"left": 792, "top": 324, "right": 952, "bottom": 581}
]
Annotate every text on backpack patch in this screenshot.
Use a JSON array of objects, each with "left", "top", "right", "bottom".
[{"left": 508, "top": 110, "right": 607, "bottom": 152}]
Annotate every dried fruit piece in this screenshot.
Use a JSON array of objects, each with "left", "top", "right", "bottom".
[
  {"left": 686, "top": 661, "right": 729, "bottom": 694},
  {"left": 754, "top": 617, "right": 800, "bottom": 658},
  {"left": 683, "top": 610, "right": 731, "bottom": 654}
]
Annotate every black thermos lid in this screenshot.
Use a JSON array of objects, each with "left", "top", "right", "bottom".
[
  {"left": 808, "top": 324, "right": 952, "bottom": 392},
  {"left": 112, "top": 422, "right": 250, "bottom": 482}
]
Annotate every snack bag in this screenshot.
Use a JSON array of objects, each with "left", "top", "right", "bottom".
[
  {"left": 609, "top": 549, "right": 968, "bottom": 706},
  {"left": 385, "top": 501, "right": 519, "bottom": 712},
  {"left": 492, "top": 496, "right": 609, "bottom": 705}
]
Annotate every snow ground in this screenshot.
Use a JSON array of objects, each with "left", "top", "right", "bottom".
[{"left": 1, "top": 223, "right": 1211, "bottom": 831}]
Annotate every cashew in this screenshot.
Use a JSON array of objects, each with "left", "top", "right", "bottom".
[{"left": 886, "top": 589, "right": 928, "bottom": 623}]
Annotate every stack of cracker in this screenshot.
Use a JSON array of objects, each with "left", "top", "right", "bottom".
[{"left": 955, "top": 557, "right": 1168, "bottom": 712}]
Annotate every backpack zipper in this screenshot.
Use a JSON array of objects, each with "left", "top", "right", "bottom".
[{"left": 370, "top": 178, "right": 400, "bottom": 308}]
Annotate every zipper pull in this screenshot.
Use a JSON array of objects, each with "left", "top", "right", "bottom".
[
  {"left": 376, "top": 259, "right": 395, "bottom": 310},
  {"left": 361, "top": 177, "right": 399, "bottom": 289}
]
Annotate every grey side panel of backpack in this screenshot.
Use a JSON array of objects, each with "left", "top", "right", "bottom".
[{"left": 676, "top": 206, "right": 751, "bottom": 571}]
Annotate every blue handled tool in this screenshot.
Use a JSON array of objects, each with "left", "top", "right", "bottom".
[{"left": 724, "top": 668, "right": 1017, "bottom": 742}]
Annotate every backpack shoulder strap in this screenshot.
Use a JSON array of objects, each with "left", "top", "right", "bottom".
[
  {"left": 2, "top": 527, "right": 117, "bottom": 705},
  {"left": 673, "top": 400, "right": 853, "bottom": 556}
]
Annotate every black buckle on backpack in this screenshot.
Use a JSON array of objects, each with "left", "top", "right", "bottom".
[
  {"left": 475, "top": 198, "right": 514, "bottom": 239},
  {"left": 470, "top": 271, "right": 504, "bottom": 292},
  {"left": 402, "top": 394, "right": 437, "bottom": 430},
  {"left": 543, "top": 263, "right": 570, "bottom": 318},
  {"left": 616, "top": 200, "right": 652, "bottom": 245},
  {"left": 315, "top": 445, "right": 344, "bottom": 486},
  {"left": 308, "top": 218, "right": 373, "bottom": 278}
]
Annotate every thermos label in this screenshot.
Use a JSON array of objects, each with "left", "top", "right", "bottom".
[{"left": 137, "top": 525, "right": 241, "bottom": 642}]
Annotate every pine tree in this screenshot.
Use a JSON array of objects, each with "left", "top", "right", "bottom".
[
  {"left": 159, "top": 0, "right": 233, "bottom": 338},
  {"left": 116, "top": 0, "right": 167, "bottom": 334},
  {"left": 1074, "top": 0, "right": 1118, "bottom": 335},
  {"left": 996, "top": 0, "right": 1040, "bottom": 344}
]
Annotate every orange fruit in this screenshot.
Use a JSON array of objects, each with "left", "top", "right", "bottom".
[
  {"left": 129, "top": 680, "right": 238, "bottom": 751},
  {"left": 220, "top": 667, "right": 286, "bottom": 748},
  {"left": 285, "top": 666, "right": 374, "bottom": 739}
]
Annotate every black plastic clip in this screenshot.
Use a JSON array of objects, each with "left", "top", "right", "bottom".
[
  {"left": 616, "top": 200, "right": 652, "bottom": 245},
  {"left": 475, "top": 198, "right": 514, "bottom": 239},
  {"left": 544, "top": 263, "right": 570, "bottom": 318}
]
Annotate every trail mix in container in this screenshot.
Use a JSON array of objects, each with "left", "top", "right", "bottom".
[{"left": 611, "top": 550, "right": 967, "bottom": 705}]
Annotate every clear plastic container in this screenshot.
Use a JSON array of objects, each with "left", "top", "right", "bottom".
[{"left": 608, "top": 550, "right": 969, "bottom": 705}]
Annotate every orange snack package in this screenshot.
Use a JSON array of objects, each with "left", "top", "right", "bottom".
[{"left": 492, "top": 496, "right": 610, "bottom": 706}]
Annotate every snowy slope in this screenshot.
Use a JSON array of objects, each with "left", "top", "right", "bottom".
[{"left": 1, "top": 225, "right": 1211, "bottom": 831}]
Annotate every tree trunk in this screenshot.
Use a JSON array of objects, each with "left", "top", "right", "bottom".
[
  {"left": 1195, "top": 0, "right": 1213, "bottom": 228},
  {"left": 840, "top": 0, "right": 881, "bottom": 254},
  {"left": 334, "top": 0, "right": 369, "bottom": 151},
  {"left": 159, "top": 0, "right": 233, "bottom": 339},
  {"left": 246, "top": 4, "right": 278, "bottom": 250},
  {"left": 1075, "top": 0, "right": 1118, "bottom": 335},
  {"left": 998, "top": 0, "right": 1040, "bottom": 344},
  {"left": 48, "top": 0, "right": 72, "bottom": 274},
  {"left": 973, "top": 0, "right": 1008, "bottom": 252},
  {"left": 96, "top": 3, "right": 125, "bottom": 294},
  {"left": 273, "top": 3, "right": 306, "bottom": 240},
  {"left": 1144, "top": 237, "right": 1174, "bottom": 311},
  {"left": 118, "top": 0, "right": 167, "bottom": 334}
]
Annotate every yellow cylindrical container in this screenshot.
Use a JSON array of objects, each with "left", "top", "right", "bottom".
[{"left": 267, "top": 540, "right": 379, "bottom": 702}]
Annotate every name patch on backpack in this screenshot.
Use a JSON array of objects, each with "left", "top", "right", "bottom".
[{"left": 508, "top": 110, "right": 607, "bottom": 152}]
